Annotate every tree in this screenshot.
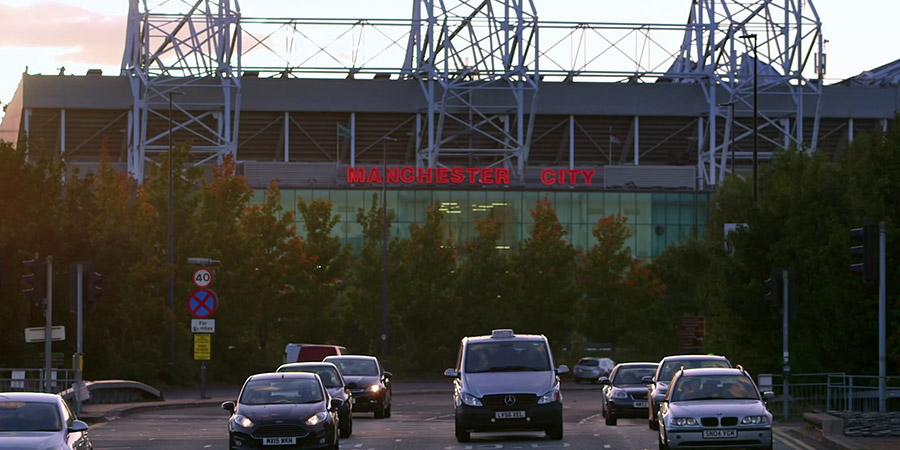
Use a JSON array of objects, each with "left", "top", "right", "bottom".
[
  {"left": 510, "top": 198, "right": 578, "bottom": 352},
  {"left": 577, "top": 214, "right": 665, "bottom": 360},
  {"left": 455, "top": 219, "right": 514, "bottom": 338}
]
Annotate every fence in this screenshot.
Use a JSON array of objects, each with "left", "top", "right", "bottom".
[
  {"left": 0, "top": 368, "right": 76, "bottom": 394},
  {"left": 759, "top": 373, "right": 900, "bottom": 420}
]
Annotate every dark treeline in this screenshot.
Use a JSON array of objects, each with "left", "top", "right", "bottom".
[{"left": 0, "top": 121, "right": 898, "bottom": 386}]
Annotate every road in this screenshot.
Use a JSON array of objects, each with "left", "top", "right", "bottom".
[{"left": 86, "top": 387, "right": 824, "bottom": 449}]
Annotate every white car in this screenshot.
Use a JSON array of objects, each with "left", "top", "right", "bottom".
[
  {"left": 0, "top": 392, "right": 92, "bottom": 450},
  {"left": 657, "top": 366, "right": 774, "bottom": 450}
]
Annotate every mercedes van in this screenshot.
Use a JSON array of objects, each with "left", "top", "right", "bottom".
[{"left": 443, "top": 329, "right": 569, "bottom": 442}]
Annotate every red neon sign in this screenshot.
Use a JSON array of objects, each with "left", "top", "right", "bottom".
[{"left": 346, "top": 166, "right": 597, "bottom": 187}]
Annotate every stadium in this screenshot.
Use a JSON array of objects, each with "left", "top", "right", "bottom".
[{"left": 1, "top": 0, "right": 898, "bottom": 259}]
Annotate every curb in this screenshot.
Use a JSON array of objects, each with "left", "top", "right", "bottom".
[{"left": 803, "top": 412, "right": 864, "bottom": 450}]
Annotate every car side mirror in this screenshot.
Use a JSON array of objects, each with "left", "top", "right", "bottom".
[
  {"left": 330, "top": 398, "right": 341, "bottom": 411},
  {"left": 384, "top": 371, "right": 393, "bottom": 379},
  {"left": 221, "top": 401, "right": 236, "bottom": 413},
  {"left": 641, "top": 376, "right": 654, "bottom": 384},
  {"left": 69, "top": 420, "right": 89, "bottom": 433},
  {"left": 444, "top": 368, "right": 459, "bottom": 378},
  {"left": 762, "top": 391, "right": 775, "bottom": 401},
  {"left": 346, "top": 382, "right": 358, "bottom": 389},
  {"left": 599, "top": 377, "right": 611, "bottom": 386}
]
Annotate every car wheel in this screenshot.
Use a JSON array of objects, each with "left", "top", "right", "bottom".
[
  {"left": 546, "top": 420, "right": 563, "bottom": 440},
  {"left": 384, "top": 403, "right": 392, "bottom": 418},
  {"left": 339, "top": 413, "right": 353, "bottom": 438},
  {"left": 649, "top": 408, "right": 659, "bottom": 430},
  {"left": 574, "top": 378, "right": 582, "bottom": 384},
  {"left": 374, "top": 407, "right": 385, "bottom": 419},
  {"left": 455, "top": 417, "right": 470, "bottom": 443},
  {"left": 605, "top": 413, "right": 617, "bottom": 426},
  {"left": 658, "top": 430, "right": 667, "bottom": 450}
]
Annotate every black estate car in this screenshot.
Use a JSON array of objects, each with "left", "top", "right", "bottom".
[
  {"left": 324, "top": 355, "right": 392, "bottom": 419},
  {"left": 276, "top": 361, "right": 353, "bottom": 437},
  {"left": 600, "top": 362, "right": 658, "bottom": 425}
]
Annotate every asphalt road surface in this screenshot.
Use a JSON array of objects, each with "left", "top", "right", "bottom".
[{"left": 86, "top": 387, "right": 824, "bottom": 449}]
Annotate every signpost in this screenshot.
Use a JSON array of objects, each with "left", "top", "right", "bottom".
[
  {"left": 24, "top": 326, "right": 66, "bottom": 343},
  {"left": 186, "top": 263, "right": 218, "bottom": 399}
]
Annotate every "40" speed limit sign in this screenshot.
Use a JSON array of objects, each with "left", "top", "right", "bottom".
[{"left": 192, "top": 267, "right": 214, "bottom": 288}]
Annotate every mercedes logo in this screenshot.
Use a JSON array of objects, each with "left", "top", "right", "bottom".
[{"left": 504, "top": 395, "right": 516, "bottom": 406}]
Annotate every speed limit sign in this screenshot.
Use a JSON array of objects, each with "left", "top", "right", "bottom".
[{"left": 192, "top": 267, "right": 214, "bottom": 288}]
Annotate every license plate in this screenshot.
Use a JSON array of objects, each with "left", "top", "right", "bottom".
[
  {"left": 263, "top": 436, "right": 297, "bottom": 445},
  {"left": 352, "top": 397, "right": 357, "bottom": 404},
  {"left": 633, "top": 401, "right": 648, "bottom": 408},
  {"left": 495, "top": 410, "right": 526, "bottom": 419},
  {"left": 702, "top": 429, "right": 737, "bottom": 439}
]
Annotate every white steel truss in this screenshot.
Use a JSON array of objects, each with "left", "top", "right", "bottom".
[
  {"left": 404, "top": 0, "right": 540, "bottom": 181},
  {"left": 122, "top": 0, "right": 242, "bottom": 181},
  {"left": 119, "top": 0, "right": 824, "bottom": 188}
]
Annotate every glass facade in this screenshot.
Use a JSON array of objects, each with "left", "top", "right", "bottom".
[{"left": 257, "top": 189, "right": 709, "bottom": 260}]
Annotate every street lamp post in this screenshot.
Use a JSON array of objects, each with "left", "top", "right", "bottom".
[
  {"left": 380, "top": 136, "right": 397, "bottom": 361},
  {"left": 167, "top": 91, "right": 183, "bottom": 378},
  {"left": 740, "top": 33, "right": 758, "bottom": 201},
  {"left": 719, "top": 102, "right": 736, "bottom": 176}
]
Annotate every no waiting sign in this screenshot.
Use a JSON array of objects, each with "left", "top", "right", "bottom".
[
  {"left": 187, "top": 288, "right": 218, "bottom": 319},
  {"left": 192, "top": 267, "right": 214, "bottom": 288}
]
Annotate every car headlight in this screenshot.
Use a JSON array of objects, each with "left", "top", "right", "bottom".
[
  {"left": 611, "top": 389, "right": 628, "bottom": 399},
  {"left": 741, "top": 415, "right": 769, "bottom": 425},
  {"left": 671, "top": 417, "right": 699, "bottom": 426},
  {"left": 459, "top": 391, "right": 483, "bottom": 406},
  {"left": 537, "top": 388, "right": 561, "bottom": 404},
  {"left": 306, "top": 412, "right": 330, "bottom": 426},
  {"left": 368, "top": 384, "right": 382, "bottom": 393},
  {"left": 234, "top": 414, "right": 253, "bottom": 428}
]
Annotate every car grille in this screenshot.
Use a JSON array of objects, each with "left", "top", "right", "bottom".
[
  {"left": 629, "top": 392, "right": 647, "bottom": 400},
  {"left": 482, "top": 394, "right": 538, "bottom": 410},
  {"left": 251, "top": 424, "right": 309, "bottom": 438},
  {"left": 700, "top": 417, "right": 738, "bottom": 427}
]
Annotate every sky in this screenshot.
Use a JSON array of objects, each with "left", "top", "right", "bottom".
[{"left": 1, "top": 0, "right": 897, "bottom": 120}]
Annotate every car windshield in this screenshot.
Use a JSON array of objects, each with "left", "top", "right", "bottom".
[
  {"left": 465, "top": 341, "right": 551, "bottom": 373},
  {"left": 613, "top": 367, "right": 657, "bottom": 386},
  {"left": 598, "top": 359, "right": 615, "bottom": 368},
  {"left": 278, "top": 366, "right": 342, "bottom": 388},
  {"left": 329, "top": 359, "right": 379, "bottom": 376},
  {"left": 577, "top": 359, "right": 600, "bottom": 367},
  {"left": 240, "top": 378, "right": 324, "bottom": 405},
  {"left": 0, "top": 401, "right": 62, "bottom": 432},
  {"left": 670, "top": 375, "right": 759, "bottom": 402},
  {"left": 659, "top": 359, "right": 730, "bottom": 382}
]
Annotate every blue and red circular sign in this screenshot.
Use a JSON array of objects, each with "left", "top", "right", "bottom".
[{"left": 187, "top": 288, "right": 218, "bottom": 319}]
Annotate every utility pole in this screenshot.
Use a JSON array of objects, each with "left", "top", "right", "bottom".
[
  {"left": 740, "top": 33, "right": 758, "bottom": 201},
  {"left": 167, "top": 91, "right": 182, "bottom": 378},
  {"left": 380, "top": 136, "right": 397, "bottom": 362},
  {"left": 44, "top": 256, "right": 53, "bottom": 393},
  {"left": 879, "top": 221, "right": 886, "bottom": 412}
]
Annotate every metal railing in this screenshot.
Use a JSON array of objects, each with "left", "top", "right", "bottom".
[
  {"left": 0, "top": 368, "right": 76, "bottom": 394},
  {"left": 759, "top": 373, "right": 900, "bottom": 420}
]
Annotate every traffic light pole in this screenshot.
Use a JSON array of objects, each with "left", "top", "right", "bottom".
[
  {"left": 879, "top": 221, "right": 886, "bottom": 412},
  {"left": 74, "top": 263, "right": 84, "bottom": 414},
  {"left": 44, "top": 256, "right": 53, "bottom": 393},
  {"left": 781, "top": 268, "right": 790, "bottom": 421}
]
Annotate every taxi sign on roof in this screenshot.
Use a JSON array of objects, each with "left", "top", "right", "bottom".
[{"left": 491, "top": 329, "right": 515, "bottom": 339}]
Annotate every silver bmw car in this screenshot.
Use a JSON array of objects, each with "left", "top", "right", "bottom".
[{"left": 657, "top": 366, "right": 774, "bottom": 450}]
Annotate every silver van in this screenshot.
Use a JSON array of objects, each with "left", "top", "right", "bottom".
[{"left": 443, "top": 329, "right": 569, "bottom": 442}]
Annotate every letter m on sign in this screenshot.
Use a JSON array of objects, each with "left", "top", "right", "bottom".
[{"left": 346, "top": 167, "right": 366, "bottom": 183}]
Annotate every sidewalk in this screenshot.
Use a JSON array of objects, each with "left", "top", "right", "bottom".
[{"left": 75, "top": 380, "right": 900, "bottom": 450}]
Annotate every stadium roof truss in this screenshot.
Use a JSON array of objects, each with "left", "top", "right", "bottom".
[{"left": 121, "top": 0, "right": 824, "bottom": 187}]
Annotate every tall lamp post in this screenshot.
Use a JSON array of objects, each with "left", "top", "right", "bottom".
[
  {"left": 167, "top": 91, "right": 183, "bottom": 377},
  {"left": 380, "top": 136, "right": 397, "bottom": 361},
  {"left": 740, "top": 33, "right": 758, "bottom": 201},
  {"left": 719, "top": 102, "right": 736, "bottom": 176}
]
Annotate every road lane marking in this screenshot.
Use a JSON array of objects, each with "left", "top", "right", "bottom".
[{"left": 579, "top": 413, "right": 603, "bottom": 424}]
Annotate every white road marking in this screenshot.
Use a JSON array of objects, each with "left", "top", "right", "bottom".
[{"left": 579, "top": 413, "right": 603, "bottom": 424}]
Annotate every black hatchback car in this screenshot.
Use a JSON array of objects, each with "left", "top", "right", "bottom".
[
  {"left": 222, "top": 372, "right": 340, "bottom": 450},
  {"left": 324, "top": 355, "right": 392, "bottom": 418},
  {"left": 276, "top": 361, "right": 353, "bottom": 438},
  {"left": 599, "top": 362, "right": 658, "bottom": 425}
]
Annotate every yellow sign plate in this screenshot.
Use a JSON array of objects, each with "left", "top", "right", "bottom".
[{"left": 194, "top": 334, "right": 211, "bottom": 360}]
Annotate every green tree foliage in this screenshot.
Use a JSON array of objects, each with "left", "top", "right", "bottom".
[
  {"left": 511, "top": 197, "right": 578, "bottom": 352},
  {"left": 455, "top": 219, "right": 514, "bottom": 338},
  {"left": 390, "top": 204, "right": 458, "bottom": 373},
  {"left": 577, "top": 214, "right": 666, "bottom": 360}
]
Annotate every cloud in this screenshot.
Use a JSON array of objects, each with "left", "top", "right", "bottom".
[{"left": 0, "top": 2, "right": 125, "bottom": 66}]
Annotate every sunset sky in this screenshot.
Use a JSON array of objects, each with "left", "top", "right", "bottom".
[{"left": 1, "top": 0, "right": 897, "bottom": 119}]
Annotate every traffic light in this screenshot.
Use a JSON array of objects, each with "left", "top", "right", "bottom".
[
  {"left": 850, "top": 219, "right": 876, "bottom": 284},
  {"left": 21, "top": 254, "right": 46, "bottom": 310},
  {"left": 764, "top": 275, "right": 781, "bottom": 318}
]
